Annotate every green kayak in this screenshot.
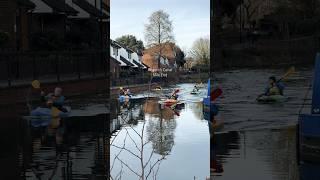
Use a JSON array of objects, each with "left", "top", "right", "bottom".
[{"left": 256, "top": 95, "right": 287, "bottom": 103}]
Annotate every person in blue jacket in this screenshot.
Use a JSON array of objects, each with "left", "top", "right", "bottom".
[
  {"left": 41, "top": 87, "right": 67, "bottom": 112},
  {"left": 264, "top": 76, "right": 285, "bottom": 96}
]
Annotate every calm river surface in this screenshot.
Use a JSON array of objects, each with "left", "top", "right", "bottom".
[
  {"left": 110, "top": 83, "right": 210, "bottom": 180},
  {"left": 212, "top": 67, "right": 318, "bottom": 180}
]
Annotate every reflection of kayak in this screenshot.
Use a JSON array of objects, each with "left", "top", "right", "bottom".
[
  {"left": 256, "top": 95, "right": 287, "bottom": 103},
  {"left": 213, "top": 119, "right": 223, "bottom": 130},
  {"left": 208, "top": 118, "right": 223, "bottom": 135}
]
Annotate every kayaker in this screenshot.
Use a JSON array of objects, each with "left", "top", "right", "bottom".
[
  {"left": 264, "top": 76, "right": 285, "bottom": 96},
  {"left": 42, "top": 87, "right": 67, "bottom": 112},
  {"left": 125, "top": 89, "right": 132, "bottom": 97},
  {"left": 193, "top": 85, "right": 199, "bottom": 92},
  {"left": 171, "top": 89, "right": 180, "bottom": 100},
  {"left": 119, "top": 87, "right": 125, "bottom": 96}
]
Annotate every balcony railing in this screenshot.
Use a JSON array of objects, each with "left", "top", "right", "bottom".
[{"left": 0, "top": 50, "right": 108, "bottom": 88}]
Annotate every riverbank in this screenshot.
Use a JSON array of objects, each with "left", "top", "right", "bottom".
[
  {"left": 0, "top": 78, "right": 107, "bottom": 112},
  {"left": 214, "top": 36, "right": 319, "bottom": 70},
  {"left": 110, "top": 73, "right": 209, "bottom": 97}
]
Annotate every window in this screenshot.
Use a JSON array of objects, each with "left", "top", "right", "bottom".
[
  {"left": 113, "top": 47, "right": 118, "bottom": 56},
  {"left": 128, "top": 53, "right": 131, "bottom": 59}
]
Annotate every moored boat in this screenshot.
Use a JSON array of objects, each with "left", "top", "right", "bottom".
[{"left": 298, "top": 53, "right": 320, "bottom": 163}]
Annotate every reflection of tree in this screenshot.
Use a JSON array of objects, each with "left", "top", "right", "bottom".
[
  {"left": 111, "top": 101, "right": 168, "bottom": 180},
  {"left": 190, "top": 102, "right": 204, "bottom": 120},
  {"left": 147, "top": 116, "right": 176, "bottom": 155}
]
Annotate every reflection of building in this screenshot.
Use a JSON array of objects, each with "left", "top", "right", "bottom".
[
  {"left": 19, "top": 114, "right": 109, "bottom": 179},
  {"left": 144, "top": 100, "right": 160, "bottom": 115}
]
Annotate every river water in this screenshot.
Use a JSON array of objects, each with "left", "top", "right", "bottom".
[
  {"left": 110, "top": 83, "right": 210, "bottom": 180},
  {"left": 0, "top": 94, "right": 109, "bottom": 180},
  {"left": 212, "top": 67, "right": 317, "bottom": 180}
]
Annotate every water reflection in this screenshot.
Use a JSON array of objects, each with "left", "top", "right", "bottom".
[
  {"left": 110, "top": 99, "right": 179, "bottom": 179},
  {"left": 212, "top": 129, "right": 301, "bottom": 180},
  {"left": 0, "top": 94, "right": 110, "bottom": 180},
  {"left": 110, "top": 97, "right": 209, "bottom": 180},
  {"left": 19, "top": 114, "right": 109, "bottom": 179},
  {"left": 211, "top": 69, "right": 319, "bottom": 179}
]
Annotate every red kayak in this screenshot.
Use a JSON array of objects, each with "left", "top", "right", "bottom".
[{"left": 163, "top": 99, "right": 178, "bottom": 106}]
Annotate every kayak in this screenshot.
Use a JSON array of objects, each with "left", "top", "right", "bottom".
[
  {"left": 190, "top": 90, "right": 200, "bottom": 95},
  {"left": 163, "top": 99, "right": 178, "bottom": 105},
  {"left": 159, "top": 99, "right": 182, "bottom": 106},
  {"left": 256, "top": 95, "right": 287, "bottom": 103},
  {"left": 30, "top": 106, "right": 70, "bottom": 117},
  {"left": 118, "top": 95, "right": 130, "bottom": 103},
  {"left": 26, "top": 106, "right": 71, "bottom": 127}
]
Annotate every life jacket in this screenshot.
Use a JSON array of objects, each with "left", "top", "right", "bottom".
[{"left": 276, "top": 82, "right": 285, "bottom": 95}]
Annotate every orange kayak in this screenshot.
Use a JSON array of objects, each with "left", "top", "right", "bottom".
[{"left": 164, "top": 99, "right": 178, "bottom": 105}]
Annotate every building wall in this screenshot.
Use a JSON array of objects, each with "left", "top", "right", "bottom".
[
  {"left": 142, "top": 53, "right": 158, "bottom": 70},
  {"left": 0, "top": 0, "right": 17, "bottom": 49},
  {"left": 66, "top": 0, "right": 90, "bottom": 18},
  {"left": 131, "top": 52, "right": 139, "bottom": 62},
  {"left": 110, "top": 58, "right": 120, "bottom": 79}
]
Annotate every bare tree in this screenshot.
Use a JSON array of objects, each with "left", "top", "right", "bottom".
[
  {"left": 110, "top": 103, "right": 169, "bottom": 180},
  {"left": 235, "top": 0, "right": 260, "bottom": 29},
  {"left": 190, "top": 37, "right": 210, "bottom": 65},
  {"left": 144, "top": 10, "right": 175, "bottom": 68}
]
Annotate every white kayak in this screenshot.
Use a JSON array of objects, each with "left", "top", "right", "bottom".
[
  {"left": 190, "top": 90, "right": 200, "bottom": 95},
  {"left": 256, "top": 95, "right": 287, "bottom": 103}
]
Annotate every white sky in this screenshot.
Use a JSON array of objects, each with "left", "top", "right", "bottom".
[{"left": 110, "top": 0, "right": 210, "bottom": 53}]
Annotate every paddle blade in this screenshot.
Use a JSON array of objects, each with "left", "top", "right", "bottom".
[
  {"left": 51, "top": 107, "right": 60, "bottom": 117},
  {"left": 281, "top": 66, "right": 295, "bottom": 81},
  {"left": 211, "top": 88, "right": 222, "bottom": 101},
  {"left": 31, "top": 80, "right": 40, "bottom": 89}
]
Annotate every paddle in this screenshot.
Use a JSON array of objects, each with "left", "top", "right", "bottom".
[
  {"left": 31, "top": 80, "right": 41, "bottom": 89},
  {"left": 27, "top": 80, "right": 41, "bottom": 111},
  {"left": 278, "top": 66, "right": 295, "bottom": 82},
  {"left": 31, "top": 80, "right": 63, "bottom": 117},
  {"left": 211, "top": 88, "right": 223, "bottom": 101},
  {"left": 257, "top": 66, "right": 295, "bottom": 98}
]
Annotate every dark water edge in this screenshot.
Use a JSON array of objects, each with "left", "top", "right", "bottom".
[{"left": 212, "top": 128, "right": 299, "bottom": 180}]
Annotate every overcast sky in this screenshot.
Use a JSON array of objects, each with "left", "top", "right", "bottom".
[{"left": 110, "top": 0, "right": 210, "bottom": 53}]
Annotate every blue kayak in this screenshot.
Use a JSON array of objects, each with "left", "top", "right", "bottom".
[
  {"left": 25, "top": 107, "right": 70, "bottom": 127},
  {"left": 118, "top": 95, "right": 131, "bottom": 103}
]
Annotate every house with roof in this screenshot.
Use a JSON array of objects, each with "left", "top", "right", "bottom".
[
  {"left": 66, "top": 0, "right": 109, "bottom": 49},
  {"left": 110, "top": 39, "right": 148, "bottom": 80},
  {"left": 28, "top": 0, "right": 78, "bottom": 50},
  {"left": 0, "top": 0, "right": 36, "bottom": 50},
  {"left": 142, "top": 42, "right": 185, "bottom": 72}
]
